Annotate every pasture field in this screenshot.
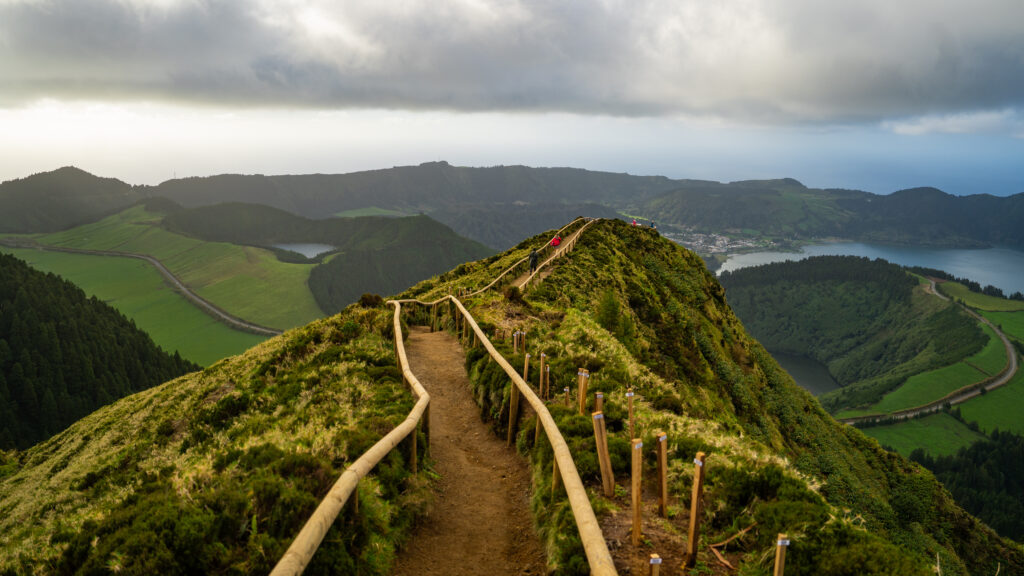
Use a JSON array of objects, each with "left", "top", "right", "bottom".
[
  {"left": 937, "top": 281, "right": 1024, "bottom": 311},
  {"left": 862, "top": 412, "right": 986, "bottom": 457},
  {"left": 872, "top": 362, "right": 985, "bottom": 413},
  {"left": 0, "top": 248, "right": 267, "bottom": 366},
  {"left": 871, "top": 325, "right": 1006, "bottom": 413},
  {"left": 36, "top": 206, "right": 323, "bottom": 329},
  {"left": 981, "top": 310, "right": 1024, "bottom": 343},
  {"left": 959, "top": 369, "right": 1024, "bottom": 435}
]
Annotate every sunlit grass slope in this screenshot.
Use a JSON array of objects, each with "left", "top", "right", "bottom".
[
  {"left": 938, "top": 282, "right": 1024, "bottom": 312},
  {"left": 35, "top": 205, "right": 323, "bottom": 330},
  {"left": 0, "top": 247, "right": 266, "bottom": 365},
  {"left": 401, "top": 219, "right": 1022, "bottom": 576},
  {"left": 0, "top": 305, "right": 428, "bottom": 575}
]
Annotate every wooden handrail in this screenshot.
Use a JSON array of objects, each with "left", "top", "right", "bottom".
[
  {"left": 467, "top": 217, "right": 590, "bottom": 297},
  {"left": 447, "top": 296, "right": 618, "bottom": 575},
  {"left": 518, "top": 218, "right": 598, "bottom": 290},
  {"left": 270, "top": 301, "right": 429, "bottom": 576}
]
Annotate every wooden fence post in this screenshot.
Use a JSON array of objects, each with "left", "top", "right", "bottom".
[
  {"left": 592, "top": 412, "right": 615, "bottom": 497},
  {"left": 649, "top": 554, "right": 661, "bottom": 576},
  {"left": 632, "top": 438, "right": 643, "bottom": 546},
  {"left": 551, "top": 458, "right": 561, "bottom": 501},
  {"left": 578, "top": 369, "right": 590, "bottom": 414},
  {"left": 683, "top": 452, "right": 707, "bottom": 568},
  {"left": 409, "top": 423, "right": 418, "bottom": 475},
  {"left": 656, "top": 430, "right": 668, "bottom": 517},
  {"left": 773, "top": 533, "right": 789, "bottom": 576},
  {"left": 507, "top": 382, "right": 520, "bottom": 446},
  {"left": 545, "top": 365, "right": 551, "bottom": 399},
  {"left": 595, "top": 392, "right": 604, "bottom": 412},
  {"left": 627, "top": 388, "right": 636, "bottom": 440},
  {"left": 538, "top": 353, "right": 546, "bottom": 396},
  {"left": 564, "top": 386, "right": 571, "bottom": 407}
]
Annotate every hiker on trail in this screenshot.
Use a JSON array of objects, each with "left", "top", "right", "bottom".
[
  {"left": 529, "top": 249, "right": 539, "bottom": 274},
  {"left": 551, "top": 235, "right": 561, "bottom": 247},
  {"left": 632, "top": 218, "right": 638, "bottom": 226}
]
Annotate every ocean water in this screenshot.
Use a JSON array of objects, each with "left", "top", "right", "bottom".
[{"left": 719, "top": 242, "right": 1024, "bottom": 295}]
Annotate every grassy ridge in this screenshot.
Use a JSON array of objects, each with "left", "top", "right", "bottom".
[
  {"left": 0, "top": 247, "right": 266, "bottom": 365},
  {"left": 35, "top": 206, "right": 323, "bottom": 330},
  {"left": 0, "top": 305, "right": 428, "bottom": 575},
  {"left": 960, "top": 370, "right": 1024, "bottom": 435}
]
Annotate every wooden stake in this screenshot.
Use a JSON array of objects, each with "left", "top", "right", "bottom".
[
  {"left": 564, "top": 386, "right": 571, "bottom": 407},
  {"left": 595, "top": 392, "right": 604, "bottom": 412},
  {"left": 507, "top": 383, "right": 520, "bottom": 446},
  {"left": 626, "top": 388, "right": 636, "bottom": 440},
  {"left": 410, "top": 423, "right": 418, "bottom": 475},
  {"left": 544, "top": 365, "right": 551, "bottom": 399},
  {"left": 592, "top": 412, "right": 615, "bottom": 497},
  {"left": 773, "top": 533, "right": 789, "bottom": 576},
  {"left": 523, "top": 353, "right": 531, "bottom": 383},
  {"left": 649, "top": 554, "right": 661, "bottom": 576},
  {"left": 631, "top": 438, "right": 643, "bottom": 546},
  {"left": 513, "top": 330, "right": 518, "bottom": 353},
  {"left": 684, "top": 452, "right": 707, "bottom": 568},
  {"left": 578, "top": 369, "right": 590, "bottom": 414},
  {"left": 538, "top": 353, "right": 546, "bottom": 396},
  {"left": 656, "top": 431, "right": 668, "bottom": 517}
]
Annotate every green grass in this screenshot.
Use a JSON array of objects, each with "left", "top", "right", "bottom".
[
  {"left": 966, "top": 323, "right": 1008, "bottom": 375},
  {"left": 862, "top": 413, "right": 986, "bottom": 458},
  {"left": 959, "top": 369, "right": 1024, "bottom": 435},
  {"left": 1, "top": 247, "right": 267, "bottom": 366},
  {"left": 870, "top": 323, "right": 1006, "bottom": 413},
  {"left": 872, "top": 362, "right": 985, "bottom": 413},
  {"left": 35, "top": 206, "right": 323, "bottom": 330},
  {"left": 937, "top": 281, "right": 1024, "bottom": 311},
  {"left": 981, "top": 310, "right": 1024, "bottom": 344},
  {"left": 333, "top": 206, "right": 409, "bottom": 218}
]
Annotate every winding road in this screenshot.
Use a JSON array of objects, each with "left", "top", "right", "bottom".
[
  {"left": 0, "top": 238, "right": 283, "bottom": 336},
  {"left": 841, "top": 278, "right": 1019, "bottom": 424}
]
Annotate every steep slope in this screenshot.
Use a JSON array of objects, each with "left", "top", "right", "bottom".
[
  {"left": 0, "top": 253, "right": 198, "bottom": 449},
  {"left": 0, "top": 303, "right": 427, "bottom": 574},
  {"left": 719, "top": 257, "right": 988, "bottom": 412},
  {"left": 401, "top": 219, "right": 1022, "bottom": 575},
  {"left": 0, "top": 167, "right": 142, "bottom": 233}
]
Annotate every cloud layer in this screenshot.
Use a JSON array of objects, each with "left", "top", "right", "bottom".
[{"left": 3, "top": 0, "right": 1024, "bottom": 123}]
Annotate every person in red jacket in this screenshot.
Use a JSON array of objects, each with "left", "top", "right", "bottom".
[{"left": 550, "top": 235, "right": 561, "bottom": 247}]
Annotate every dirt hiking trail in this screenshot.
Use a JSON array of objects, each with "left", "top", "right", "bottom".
[{"left": 390, "top": 326, "right": 546, "bottom": 576}]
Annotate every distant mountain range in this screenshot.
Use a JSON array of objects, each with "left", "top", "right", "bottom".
[{"left": 3, "top": 164, "right": 1023, "bottom": 250}]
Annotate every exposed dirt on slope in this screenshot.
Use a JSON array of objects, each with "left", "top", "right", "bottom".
[{"left": 390, "top": 326, "right": 546, "bottom": 576}]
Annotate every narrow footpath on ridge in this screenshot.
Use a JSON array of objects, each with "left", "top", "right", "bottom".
[
  {"left": 510, "top": 221, "right": 589, "bottom": 289},
  {"left": 390, "top": 326, "right": 546, "bottom": 576}
]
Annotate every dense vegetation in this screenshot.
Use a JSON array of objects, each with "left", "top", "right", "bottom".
[
  {"left": 719, "top": 256, "right": 986, "bottom": 412},
  {"left": 0, "top": 301, "right": 429, "bottom": 574},
  {"left": 164, "top": 203, "right": 492, "bottom": 314},
  {"left": 0, "top": 167, "right": 143, "bottom": 233},
  {"left": 0, "top": 253, "right": 197, "bottom": 449},
  {"left": 911, "top": 424, "right": 1024, "bottom": 542},
  {"left": 909, "top": 266, "right": 1024, "bottom": 301},
  {"left": 401, "top": 221, "right": 1022, "bottom": 575}
]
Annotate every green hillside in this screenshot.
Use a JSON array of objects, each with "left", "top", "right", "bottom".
[
  {"left": 718, "top": 257, "right": 987, "bottom": 413},
  {"left": 0, "top": 167, "right": 142, "bottom": 234},
  {"left": 2, "top": 219, "right": 1021, "bottom": 575},
  {"left": 0, "top": 253, "right": 197, "bottom": 449}
]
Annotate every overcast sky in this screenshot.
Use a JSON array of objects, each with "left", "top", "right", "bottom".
[{"left": 1, "top": 0, "right": 1022, "bottom": 194}]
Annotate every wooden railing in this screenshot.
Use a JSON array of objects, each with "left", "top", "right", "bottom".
[
  {"left": 272, "top": 217, "right": 611, "bottom": 575},
  {"left": 518, "top": 217, "right": 597, "bottom": 290},
  {"left": 269, "top": 301, "right": 430, "bottom": 576}
]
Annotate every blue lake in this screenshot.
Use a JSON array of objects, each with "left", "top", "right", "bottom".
[
  {"left": 719, "top": 242, "right": 1024, "bottom": 295},
  {"left": 272, "top": 243, "right": 336, "bottom": 258}
]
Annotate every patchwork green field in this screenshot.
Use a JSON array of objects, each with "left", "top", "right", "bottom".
[
  {"left": 959, "top": 369, "right": 1024, "bottom": 435},
  {"left": 937, "top": 282, "right": 1024, "bottom": 312},
  {"left": 0, "top": 248, "right": 267, "bottom": 366},
  {"left": 981, "top": 310, "right": 1024, "bottom": 343},
  {"left": 862, "top": 413, "right": 986, "bottom": 458},
  {"left": 870, "top": 325, "right": 1006, "bottom": 413},
  {"left": 35, "top": 206, "right": 323, "bottom": 330}
]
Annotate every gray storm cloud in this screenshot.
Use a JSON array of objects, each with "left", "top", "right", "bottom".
[{"left": 2, "top": 0, "right": 1023, "bottom": 123}]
